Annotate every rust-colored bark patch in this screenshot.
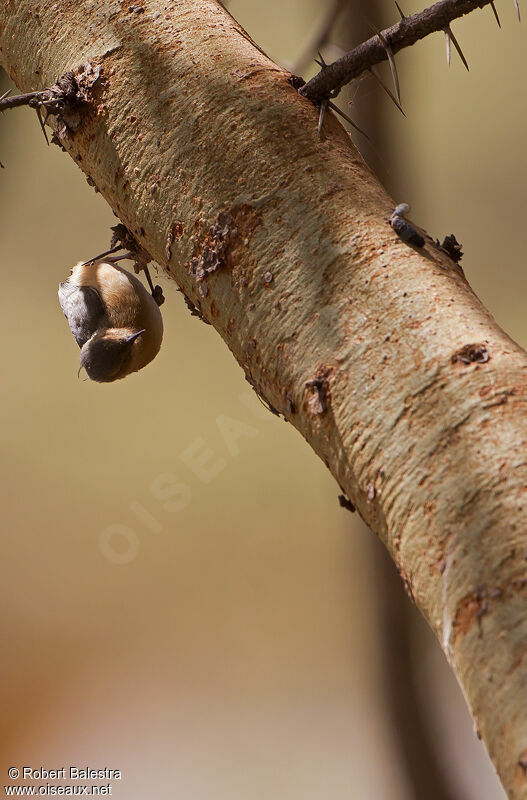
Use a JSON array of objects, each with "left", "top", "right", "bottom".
[
  {"left": 227, "top": 204, "right": 263, "bottom": 286},
  {"left": 188, "top": 211, "right": 235, "bottom": 281},
  {"left": 187, "top": 205, "right": 262, "bottom": 291},
  {"left": 165, "top": 220, "right": 185, "bottom": 260},
  {"left": 452, "top": 585, "right": 488, "bottom": 641}
]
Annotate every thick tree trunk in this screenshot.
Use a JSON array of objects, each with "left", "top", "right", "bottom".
[{"left": 1, "top": 1, "right": 526, "bottom": 795}]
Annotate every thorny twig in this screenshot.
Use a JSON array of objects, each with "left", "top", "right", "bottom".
[
  {"left": 0, "top": 63, "right": 102, "bottom": 148},
  {"left": 300, "top": 0, "right": 517, "bottom": 104},
  {"left": 314, "top": 52, "right": 368, "bottom": 139},
  {"left": 0, "top": 72, "right": 78, "bottom": 144}
]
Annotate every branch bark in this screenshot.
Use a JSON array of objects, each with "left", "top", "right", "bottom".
[{"left": 1, "top": 1, "right": 527, "bottom": 796}]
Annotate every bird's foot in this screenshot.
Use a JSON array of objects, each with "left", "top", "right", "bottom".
[{"left": 152, "top": 285, "right": 165, "bottom": 306}]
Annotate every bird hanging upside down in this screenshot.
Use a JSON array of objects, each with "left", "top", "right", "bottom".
[{"left": 58, "top": 260, "right": 164, "bottom": 382}]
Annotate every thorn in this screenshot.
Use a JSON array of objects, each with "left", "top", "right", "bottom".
[
  {"left": 317, "top": 50, "right": 328, "bottom": 67},
  {"left": 490, "top": 1, "right": 501, "bottom": 26},
  {"left": 382, "top": 40, "right": 401, "bottom": 106},
  {"left": 327, "top": 100, "right": 370, "bottom": 140},
  {"left": 317, "top": 98, "right": 328, "bottom": 138},
  {"left": 444, "top": 28, "right": 451, "bottom": 65},
  {"left": 513, "top": 0, "right": 521, "bottom": 21},
  {"left": 365, "top": 19, "right": 401, "bottom": 105},
  {"left": 369, "top": 67, "right": 406, "bottom": 116},
  {"left": 35, "top": 105, "right": 49, "bottom": 146},
  {"left": 394, "top": 1, "right": 405, "bottom": 19},
  {"left": 0, "top": 89, "right": 11, "bottom": 101},
  {"left": 447, "top": 24, "right": 469, "bottom": 71}
]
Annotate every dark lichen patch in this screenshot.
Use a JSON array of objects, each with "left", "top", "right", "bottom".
[
  {"left": 440, "top": 234, "right": 463, "bottom": 263},
  {"left": 390, "top": 215, "right": 425, "bottom": 247},
  {"left": 452, "top": 343, "right": 490, "bottom": 366}
]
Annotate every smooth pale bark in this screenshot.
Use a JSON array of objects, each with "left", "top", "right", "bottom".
[{"left": 1, "top": 1, "right": 526, "bottom": 795}]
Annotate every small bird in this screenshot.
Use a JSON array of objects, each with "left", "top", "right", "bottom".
[{"left": 58, "top": 260, "right": 164, "bottom": 382}]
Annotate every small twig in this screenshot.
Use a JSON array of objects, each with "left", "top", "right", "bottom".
[
  {"left": 0, "top": 73, "right": 78, "bottom": 115},
  {"left": 0, "top": 71, "right": 86, "bottom": 153},
  {"left": 314, "top": 51, "right": 369, "bottom": 139},
  {"left": 300, "top": 0, "right": 501, "bottom": 103},
  {"left": 0, "top": 89, "right": 45, "bottom": 112}
]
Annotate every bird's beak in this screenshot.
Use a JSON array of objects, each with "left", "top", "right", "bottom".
[{"left": 126, "top": 329, "right": 146, "bottom": 344}]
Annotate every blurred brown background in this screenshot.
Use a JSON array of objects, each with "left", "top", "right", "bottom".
[{"left": 1, "top": 1, "right": 524, "bottom": 797}]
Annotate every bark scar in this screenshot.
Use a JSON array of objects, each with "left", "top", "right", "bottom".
[
  {"left": 305, "top": 368, "right": 331, "bottom": 416},
  {"left": 188, "top": 211, "right": 237, "bottom": 283}
]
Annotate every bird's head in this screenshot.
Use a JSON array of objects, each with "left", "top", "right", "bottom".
[{"left": 79, "top": 328, "right": 146, "bottom": 383}]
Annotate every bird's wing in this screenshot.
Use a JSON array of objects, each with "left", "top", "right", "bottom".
[{"left": 58, "top": 280, "right": 106, "bottom": 348}]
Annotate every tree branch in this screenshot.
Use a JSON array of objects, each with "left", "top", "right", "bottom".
[
  {"left": 300, "top": 0, "right": 505, "bottom": 102},
  {"left": 1, "top": 1, "right": 527, "bottom": 797}
]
